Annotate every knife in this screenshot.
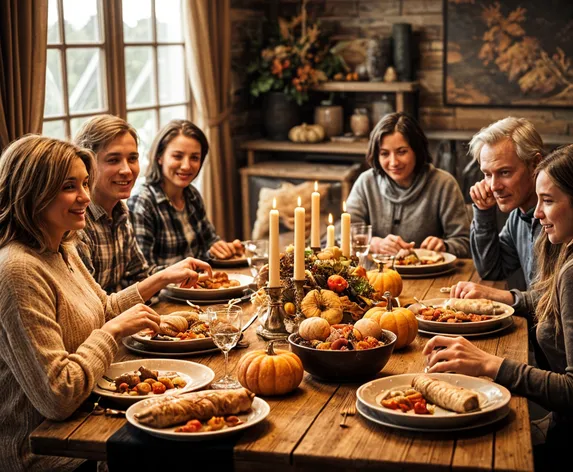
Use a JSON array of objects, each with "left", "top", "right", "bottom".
[{"left": 242, "top": 313, "right": 258, "bottom": 333}]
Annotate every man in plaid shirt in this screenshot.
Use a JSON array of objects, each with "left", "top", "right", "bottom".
[{"left": 74, "top": 115, "right": 211, "bottom": 299}]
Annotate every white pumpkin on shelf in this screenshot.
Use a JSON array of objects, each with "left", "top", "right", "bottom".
[{"left": 288, "top": 123, "right": 326, "bottom": 143}]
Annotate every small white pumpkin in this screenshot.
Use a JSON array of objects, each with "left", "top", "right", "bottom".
[
  {"left": 354, "top": 318, "right": 382, "bottom": 340},
  {"left": 288, "top": 123, "right": 325, "bottom": 143}
]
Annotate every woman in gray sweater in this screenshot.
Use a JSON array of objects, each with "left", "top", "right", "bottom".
[
  {"left": 346, "top": 112, "right": 470, "bottom": 257},
  {"left": 424, "top": 144, "right": 573, "bottom": 466}
]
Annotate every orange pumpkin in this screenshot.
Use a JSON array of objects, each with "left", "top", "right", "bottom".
[
  {"left": 236, "top": 341, "right": 304, "bottom": 396},
  {"left": 364, "top": 293, "right": 417, "bottom": 349},
  {"left": 366, "top": 268, "right": 403, "bottom": 298}
]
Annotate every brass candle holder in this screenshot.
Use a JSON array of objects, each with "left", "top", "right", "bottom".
[
  {"left": 310, "top": 246, "right": 321, "bottom": 255},
  {"left": 256, "top": 286, "right": 289, "bottom": 340}
]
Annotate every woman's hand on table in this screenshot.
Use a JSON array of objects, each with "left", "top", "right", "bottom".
[
  {"left": 449, "top": 282, "right": 514, "bottom": 305},
  {"left": 102, "top": 304, "right": 161, "bottom": 340},
  {"left": 470, "top": 179, "right": 497, "bottom": 211},
  {"left": 422, "top": 335, "right": 503, "bottom": 379},
  {"left": 371, "top": 235, "right": 415, "bottom": 255},
  {"left": 210, "top": 239, "right": 244, "bottom": 260},
  {"left": 420, "top": 236, "right": 446, "bottom": 252}
]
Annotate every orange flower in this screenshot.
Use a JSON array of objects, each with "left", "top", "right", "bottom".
[{"left": 271, "top": 58, "right": 283, "bottom": 77}]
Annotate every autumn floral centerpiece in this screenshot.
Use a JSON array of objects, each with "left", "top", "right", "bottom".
[{"left": 247, "top": 7, "right": 345, "bottom": 105}]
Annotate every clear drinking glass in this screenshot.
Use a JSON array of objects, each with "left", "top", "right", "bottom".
[
  {"left": 351, "top": 223, "right": 372, "bottom": 265},
  {"left": 207, "top": 304, "right": 243, "bottom": 390},
  {"left": 244, "top": 239, "right": 269, "bottom": 283}
]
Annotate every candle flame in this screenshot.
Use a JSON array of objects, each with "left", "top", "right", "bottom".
[
  {"left": 297, "top": 196, "right": 301, "bottom": 207},
  {"left": 328, "top": 213, "right": 333, "bottom": 224},
  {"left": 272, "top": 198, "right": 277, "bottom": 209},
  {"left": 314, "top": 181, "right": 318, "bottom": 192},
  {"left": 342, "top": 200, "right": 347, "bottom": 212}
]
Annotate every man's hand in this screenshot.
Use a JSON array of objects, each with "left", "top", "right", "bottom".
[
  {"left": 449, "top": 281, "right": 514, "bottom": 305},
  {"left": 370, "top": 235, "right": 415, "bottom": 255},
  {"left": 469, "top": 179, "right": 497, "bottom": 210},
  {"left": 210, "top": 240, "right": 241, "bottom": 260},
  {"left": 420, "top": 236, "right": 446, "bottom": 252}
]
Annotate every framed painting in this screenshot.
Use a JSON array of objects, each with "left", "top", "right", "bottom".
[{"left": 444, "top": 0, "right": 573, "bottom": 107}]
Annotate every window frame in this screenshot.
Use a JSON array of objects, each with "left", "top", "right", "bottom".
[{"left": 43, "top": 0, "right": 191, "bottom": 140}]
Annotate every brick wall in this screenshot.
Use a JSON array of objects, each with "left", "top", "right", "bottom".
[{"left": 230, "top": 0, "right": 573, "bottom": 144}]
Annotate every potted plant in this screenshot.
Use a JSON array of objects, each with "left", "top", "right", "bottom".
[{"left": 247, "top": 7, "right": 345, "bottom": 140}]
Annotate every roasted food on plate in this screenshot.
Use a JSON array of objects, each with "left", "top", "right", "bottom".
[
  {"left": 395, "top": 249, "right": 444, "bottom": 266},
  {"left": 417, "top": 306, "right": 492, "bottom": 323},
  {"left": 412, "top": 375, "right": 479, "bottom": 413},
  {"left": 444, "top": 298, "right": 505, "bottom": 317},
  {"left": 159, "top": 315, "right": 188, "bottom": 337},
  {"left": 379, "top": 375, "right": 480, "bottom": 414},
  {"left": 134, "top": 387, "right": 255, "bottom": 428},
  {"left": 180, "top": 271, "right": 241, "bottom": 290},
  {"left": 110, "top": 366, "right": 187, "bottom": 396}
]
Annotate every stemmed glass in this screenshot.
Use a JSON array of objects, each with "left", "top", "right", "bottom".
[
  {"left": 244, "top": 239, "right": 269, "bottom": 285},
  {"left": 207, "top": 304, "right": 243, "bottom": 390},
  {"left": 351, "top": 223, "right": 372, "bottom": 266}
]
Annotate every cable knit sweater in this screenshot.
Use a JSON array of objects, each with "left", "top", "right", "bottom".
[{"left": 0, "top": 241, "right": 143, "bottom": 472}]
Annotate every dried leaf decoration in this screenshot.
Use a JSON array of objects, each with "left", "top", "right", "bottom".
[{"left": 476, "top": 1, "right": 573, "bottom": 103}]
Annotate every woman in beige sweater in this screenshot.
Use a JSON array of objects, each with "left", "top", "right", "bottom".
[{"left": 0, "top": 136, "right": 201, "bottom": 471}]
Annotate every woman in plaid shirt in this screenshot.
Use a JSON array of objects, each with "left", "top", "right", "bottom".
[{"left": 128, "top": 120, "right": 241, "bottom": 267}]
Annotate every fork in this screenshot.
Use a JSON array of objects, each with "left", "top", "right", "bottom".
[{"left": 339, "top": 401, "right": 357, "bottom": 428}]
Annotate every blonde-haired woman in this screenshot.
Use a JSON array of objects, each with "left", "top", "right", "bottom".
[
  {"left": 0, "top": 135, "right": 165, "bottom": 471},
  {"left": 128, "top": 119, "right": 241, "bottom": 267},
  {"left": 424, "top": 144, "right": 573, "bottom": 468}
]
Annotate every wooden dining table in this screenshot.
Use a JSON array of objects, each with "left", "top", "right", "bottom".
[{"left": 30, "top": 259, "right": 533, "bottom": 471}]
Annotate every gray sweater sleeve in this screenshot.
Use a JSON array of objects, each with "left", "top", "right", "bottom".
[
  {"left": 345, "top": 172, "right": 370, "bottom": 225},
  {"left": 470, "top": 206, "right": 522, "bottom": 280},
  {"left": 495, "top": 264, "right": 573, "bottom": 415},
  {"left": 438, "top": 175, "right": 471, "bottom": 258}
]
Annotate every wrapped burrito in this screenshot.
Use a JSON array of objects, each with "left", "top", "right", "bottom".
[
  {"left": 135, "top": 387, "right": 255, "bottom": 428},
  {"left": 412, "top": 375, "right": 479, "bottom": 413},
  {"left": 445, "top": 298, "right": 504, "bottom": 316}
]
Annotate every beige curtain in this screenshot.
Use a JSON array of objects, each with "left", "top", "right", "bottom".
[
  {"left": 0, "top": 0, "right": 48, "bottom": 151},
  {"left": 182, "top": 0, "right": 237, "bottom": 240}
]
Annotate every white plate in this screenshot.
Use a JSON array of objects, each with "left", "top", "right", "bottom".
[
  {"left": 394, "top": 250, "right": 457, "bottom": 275},
  {"left": 123, "top": 337, "right": 220, "bottom": 358},
  {"left": 399, "top": 266, "right": 457, "bottom": 279},
  {"left": 165, "top": 273, "right": 254, "bottom": 300},
  {"left": 356, "top": 373, "right": 511, "bottom": 430},
  {"left": 126, "top": 396, "right": 270, "bottom": 441},
  {"left": 417, "top": 316, "right": 515, "bottom": 338},
  {"left": 93, "top": 359, "right": 214, "bottom": 405},
  {"left": 356, "top": 399, "right": 510, "bottom": 432},
  {"left": 408, "top": 298, "right": 514, "bottom": 334},
  {"left": 131, "top": 333, "right": 215, "bottom": 352}
]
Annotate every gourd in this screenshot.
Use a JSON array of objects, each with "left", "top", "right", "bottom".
[
  {"left": 366, "top": 267, "right": 403, "bottom": 298},
  {"left": 288, "top": 123, "right": 326, "bottom": 143},
  {"left": 300, "top": 289, "right": 343, "bottom": 325},
  {"left": 354, "top": 318, "right": 382, "bottom": 339},
  {"left": 298, "top": 317, "right": 331, "bottom": 341},
  {"left": 236, "top": 341, "right": 304, "bottom": 396},
  {"left": 364, "top": 292, "right": 417, "bottom": 349}
]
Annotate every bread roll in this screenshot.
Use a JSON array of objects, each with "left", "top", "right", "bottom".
[
  {"left": 159, "top": 315, "right": 188, "bottom": 336},
  {"left": 135, "top": 388, "right": 255, "bottom": 428},
  {"left": 445, "top": 298, "right": 504, "bottom": 316},
  {"left": 168, "top": 310, "right": 200, "bottom": 325},
  {"left": 412, "top": 375, "right": 479, "bottom": 413}
]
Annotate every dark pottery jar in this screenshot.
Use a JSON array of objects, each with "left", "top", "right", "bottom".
[
  {"left": 392, "top": 23, "right": 413, "bottom": 81},
  {"left": 262, "top": 92, "right": 301, "bottom": 141}
]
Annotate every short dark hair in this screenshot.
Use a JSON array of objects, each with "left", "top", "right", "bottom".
[
  {"left": 366, "top": 112, "right": 432, "bottom": 176},
  {"left": 145, "top": 120, "right": 209, "bottom": 184}
]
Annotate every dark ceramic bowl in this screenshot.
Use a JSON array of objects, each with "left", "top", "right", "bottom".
[{"left": 287, "top": 330, "right": 397, "bottom": 382}]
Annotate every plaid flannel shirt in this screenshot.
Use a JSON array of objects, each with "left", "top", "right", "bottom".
[
  {"left": 127, "top": 182, "right": 220, "bottom": 267},
  {"left": 76, "top": 201, "right": 153, "bottom": 294}
]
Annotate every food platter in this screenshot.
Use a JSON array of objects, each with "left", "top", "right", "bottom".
[
  {"left": 417, "top": 316, "right": 514, "bottom": 338},
  {"left": 164, "top": 273, "right": 253, "bottom": 301},
  {"left": 393, "top": 249, "right": 457, "bottom": 276},
  {"left": 356, "top": 398, "right": 510, "bottom": 433},
  {"left": 93, "top": 359, "right": 215, "bottom": 405},
  {"left": 356, "top": 373, "right": 511, "bottom": 430},
  {"left": 408, "top": 298, "right": 514, "bottom": 334},
  {"left": 126, "top": 396, "right": 270, "bottom": 441},
  {"left": 122, "top": 337, "right": 220, "bottom": 357},
  {"left": 206, "top": 254, "right": 249, "bottom": 268},
  {"left": 399, "top": 266, "right": 457, "bottom": 279},
  {"left": 131, "top": 332, "right": 215, "bottom": 352}
]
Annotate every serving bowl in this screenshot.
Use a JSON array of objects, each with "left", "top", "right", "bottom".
[{"left": 287, "top": 330, "right": 397, "bottom": 382}]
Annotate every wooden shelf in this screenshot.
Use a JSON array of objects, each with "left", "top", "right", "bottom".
[
  {"left": 426, "top": 130, "right": 572, "bottom": 146},
  {"left": 312, "top": 81, "right": 418, "bottom": 93},
  {"left": 241, "top": 139, "right": 368, "bottom": 158}
]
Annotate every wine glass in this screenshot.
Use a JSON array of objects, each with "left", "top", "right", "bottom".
[
  {"left": 207, "top": 304, "right": 243, "bottom": 390},
  {"left": 351, "top": 223, "right": 372, "bottom": 266},
  {"left": 244, "top": 239, "right": 269, "bottom": 283}
]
